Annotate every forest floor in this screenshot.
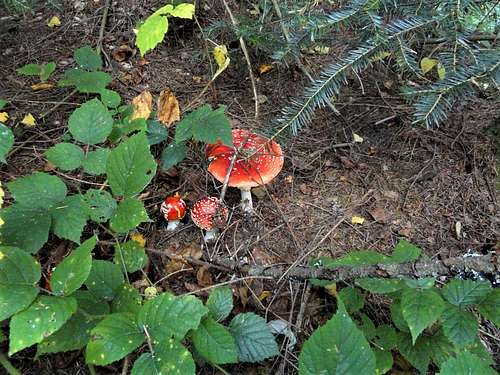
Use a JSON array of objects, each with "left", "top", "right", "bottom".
[{"left": 0, "top": 0, "right": 499, "bottom": 374}]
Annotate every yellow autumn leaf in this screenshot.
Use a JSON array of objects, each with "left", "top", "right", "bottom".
[
  {"left": 324, "top": 283, "right": 337, "bottom": 297},
  {"left": 353, "top": 133, "right": 364, "bottom": 143},
  {"left": 0, "top": 112, "right": 9, "bottom": 123},
  {"left": 131, "top": 232, "right": 146, "bottom": 247},
  {"left": 47, "top": 16, "right": 61, "bottom": 28},
  {"left": 130, "top": 91, "right": 153, "bottom": 120},
  {"left": 212, "top": 45, "right": 230, "bottom": 80},
  {"left": 31, "top": 82, "right": 54, "bottom": 91},
  {"left": 258, "top": 291, "right": 272, "bottom": 301},
  {"left": 420, "top": 57, "right": 438, "bottom": 74},
  {"left": 157, "top": 89, "right": 180, "bottom": 127},
  {"left": 21, "top": 113, "right": 36, "bottom": 127},
  {"left": 351, "top": 216, "right": 365, "bottom": 225},
  {"left": 257, "top": 64, "right": 273, "bottom": 75}
]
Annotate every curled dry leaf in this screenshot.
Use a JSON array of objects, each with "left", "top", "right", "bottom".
[
  {"left": 47, "top": 16, "right": 61, "bottom": 28},
  {"left": 112, "top": 44, "right": 135, "bottom": 62},
  {"left": 368, "top": 206, "right": 387, "bottom": 223},
  {"left": 196, "top": 266, "right": 213, "bottom": 287},
  {"left": 157, "top": 90, "right": 180, "bottom": 127},
  {"left": 31, "top": 82, "right": 54, "bottom": 91},
  {"left": 21, "top": 113, "right": 36, "bottom": 127},
  {"left": 130, "top": 90, "right": 152, "bottom": 120},
  {"left": 257, "top": 63, "right": 273, "bottom": 75},
  {"left": 351, "top": 216, "right": 365, "bottom": 225}
]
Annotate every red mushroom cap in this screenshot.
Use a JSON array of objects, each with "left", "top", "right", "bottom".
[
  {"left": 160, "top": 194, "right": 187, "bottom": 221},
  {"left": 190, "top": 197, "right": 229, "bottom": 231},
  {"left": 206, "top": 129, "right": 284, "bottom": 189}
]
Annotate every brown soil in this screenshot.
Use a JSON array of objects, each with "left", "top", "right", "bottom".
[{"left": 0, "top": 1, "right": 498, "bottom": 374}]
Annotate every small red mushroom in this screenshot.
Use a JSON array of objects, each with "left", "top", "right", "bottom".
[
  {"left": 191, "top": 197, "right": 229, "bottom": 242},
  {"left": 206, "top": 129, "right": 284, "bottom": 213},
  {"left": 160, "top": 193, "right": 187, "bottom": 231}
]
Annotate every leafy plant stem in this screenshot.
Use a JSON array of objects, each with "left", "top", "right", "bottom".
[
  {"left": 0, "top": 352, "right": 22, "bottom": 375},
  {"left": 213, "top": 363, "right": 230, "bottom": 375},
  {"left": 88, "top": 364, "right": 97, "bottom": 375}
]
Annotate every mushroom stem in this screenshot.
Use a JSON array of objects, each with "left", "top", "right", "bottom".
[
  {"left": 240, "top": 188, "right": 253, "bottom": 213},
  {"left": 204, "top": 229, "right": 219, "bottom": 242},
  {"left": 166, "top": 220, "right": 180, "bottom": 231}
]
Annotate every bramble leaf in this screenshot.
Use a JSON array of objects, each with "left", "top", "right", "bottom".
[
  {"left": 390, "top": 239, "right": 421, "bottom": 263},
  {"left": 131, "top": 340, "right": 195, "bottom": 375},
  {"left": 114, "top": 240, "right": 148, "bottom": 273},
  {"left": 68, "top": 98, "right": 113, "bottom": 145},
  {"left": 85, "top": 260, "right": 124, "bottom": 301},
  {"left": 59, "top": 69, "right": 112, "bottom": 93},
  {"left": 45, "top": 143, "right": 84, "bottom": 171},
  {"left": 191, "top": 317, "right": 238, "bottom": 364},
  {"left": 338, "top": 286, "right": 364, "bottom": 314},
  {"left": 442, "top": 279, "right": 492, "bottom": 307},
  {"left": 207, "top": 286, "right": 233, "bottom": 322},
  {"left": 136, "top": 15, "right": 168, "bottom": 57},
  {"left": 0, "top": 124, "right": 14, "bottom": 163},
  {"left": 111, "top": 284, "right": 142, "bottom": 315},
  {"left": 7, "top": 172, "right": 67, "bottom": 209},
  {"left": 476, "top": 288, "right": 500, "bottom": 326},
  {"left": 160, "top": 142, "right": 187, "bottom": 170},
  {"left": 441, "top": 304, "right": 478, "bottom": 347},
  {"left": 109, "top": 198, "right": 150, "bottom": 233},
  {"left": 146, "top": 119, "right": 168, "bottom": 145},
  {"left": 355, "top": 278, "right": 404, "bottom": 294},
  {"left": 83, "top": 189, "right": 117, "bottom": 223},
  {"left": 74, "top": 46, "right": 102, "bottom": 71},
  {"left": 50, "top": 194, "right": 89, "bottom": 243},
  {"left": 82, "top": 148, "right": 110, "bottom": 176},
  {"left": 438, "top": 351, "right": 497, "bottom": 375}
]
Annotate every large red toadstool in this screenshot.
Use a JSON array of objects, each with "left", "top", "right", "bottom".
[
  {"left": 191, "top": 196, "right": 229, "bottom": 242},
  {"left": 206, "top": 129, "right": 284, "bottom": 213},
  {"left": 160, "top": 194, "right": 187, "bottom": 231}
]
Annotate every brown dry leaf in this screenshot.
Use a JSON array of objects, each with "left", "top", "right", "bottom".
[
  {"left": 251, "top": 186, "right": 266, "bottom": 199},
  {"left": 131, "top": 90, "right": 152, "bottom": 120},
  {"left": 196, "top": 266, "right": 213, "bottom": 287},
  {"left": 44, "top": 162, "right": 56, "bottom": 172},
  {"left": 368, "top": 206, "right": 387, "bottom": 223},
  {"left": 157, "top": 89, "right": 180, "bottom": 127},
  {"left": 137, "top": 57, "right": 148, "bottom": 66},
  {"left": 257, "top": 63, "right": 273, "bottom": 74},
  {"left": 112, "top": 44, "right": 135, "bottom": 62},
  {"left": 339, "top": 156, "right": 355, "bottom": 169},
  {"left": 238, "top": 285, "right": 249, "bottom": 307},
  {"left": 180, "top": 242, "right": 203, "bottom": 260},
  {"left": 31, "top": 82, "right": 54, "bottom": 91},
  {"left": 252, "top": 247, "right": 272, "bottom": 265},
  {"left": 299, "top": 183, "right": 312, "bottom": 195},
  {"left": 192, "top": 75, "right": 202, "bottom": 83},
  {"left": 258, "top": 291, "right": 272, "bottom": 301},
  {"left": 165, "top": 258, "right": 188, "bottom": 274}
]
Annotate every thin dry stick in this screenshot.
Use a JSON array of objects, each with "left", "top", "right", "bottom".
[
  {"left": 96, "top": 0, "right": 112, "bottom": 66},
  {"left": 219, "top": 149, "right": 239, "bottom": 203},
  {"left": 221, "top": 0, "right": 259, "bottom": 119},
  {"left": 181, "top": 275, "right": 273, "bottom": 296}
]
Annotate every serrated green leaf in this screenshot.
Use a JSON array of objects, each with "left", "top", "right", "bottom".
[
  {"left": 175, "top": 105, "right": 232, "bottom": 146},
  {"left": 86, "top": 313, "right": 144, "bottom": 365},
  {"left": 429, "top": 329, "right": 455, "bottom": 367},
  {"left": 7, "top": 172, "right": 67, "bottom": 209},
  {"left": 9, "top": 296, "right": 77, "bottom": 355},
  {"left": 374, "top": 347, "right": 393, "bottom": 375},
  {"left": 59, "top": 69, "right": 112, "bottom": 93},
  {"left": 356, "top": 278, "right": 404, "bottom": 294},
  {"left": 50, "top": 236, "right": 96, "bottom": 296},
  {"left": 0, "top": 124, "right": 14, "bottom": 163},
  {"left": 207, "top": 286, "right": 233, "bottom": 322},
  {"left": 45, "top": 143, "right": 84, "bottom": 171},
  {"left": 401, "top": 288, "right": 444, "bottom": 343},
  {"left": 131, "top": 340, "right": 195, "bottom": 375},
  {"left": 17, "top": 63, "right": 41, "bottom": 76},
  {"left": 390, "top": 299, "right": 409, "bottom": 332},
  {"left": 68, "top": 98, "right": 113, "bottom": 145},
  {"left": 137, "top": 293, "right": 208, "bottom": 341},
  {"left": 338, "top": 286, "right": 364, "bottom": 314},
  {"left": 85, "top": 260, "right": 124, "bottom": 301},
  {"left": 99, "top": 89, "right": 121, "bottom": 108},
  {"left": 374, "top": 324, "right": 398, "bottom": 351},
  {"left": 0, "top": 246, "right": 40, "bottom": 321},
  {"left": 109, "top": 198, "right": 150, "bottom": 233},
  {"left": 390, "top": 239, "right": 421, "bottom": 263},
  {"left": 82, "top": 148, "right": 110, "bottom": 175},
  {"left": 111, "top": 284, "right": 142, "bottom": 315},
  {"left": 438, "top": 351, "right": 497, "bottom": 375},
  {"left": 441, "top": 304, "right": 478, "bottom": 347},
  {"left": 397, "top": 332, "right": 431, "bottom": 374},
  {"left": 298, "top": 309, "right": 375, "bottom": 374},
  {"left": 114, "top": 240, "right": 148, "bottom": 273},
  {"left": 74, "top": 46, "right": 102, "bottom": 71},
  {"left": 229, "top": 313, "right": 278, "bottom": 363},
  {"left": 476, "top": 288, "right": 500, "bottom": 326},
  {"left": 136, "top": 14, "right": 168, "bottom": 57},
  {"left": 146, "top": 119, "right": 168, "bottom": 145},
  {"left": 404, "top": 277, "right": 436, "bottom": 289},
  {"left": 50, "top": 194, "right": 89, "bottom": 243},
  {"left": 40, "top": 62, "right": 56, "bottom": 81},
  {"left": 442, "top": 279, "right": 492, "bottom": 307},
  {"left": 320, "top": 250, "right": 389, "bottom": 268},
  {"left": 83, "top": 189, "right": 117, "bottom": 223},
  {"left": 106, "top": 132, "right": 157, "bottom": 198},
  {"left": 160, "top": 142, "right": 187, "bottom": 170},
  {"left": 191, "top": 317, "right": 238, "bottom": 364}
]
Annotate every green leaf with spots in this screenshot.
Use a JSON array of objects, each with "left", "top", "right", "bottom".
[
  {"left": 74, "top": 46, "right": 102, "bottom": 71},
  {"left": 477, "top": 288, "right": 500, "bottom": 326},
  {"left": 373, "top": 325, "right": 398, "bottom": 351},
  {"left": 207, "top": 286, "right": 233, "bottom": 322},
  {"left": 50, "top": 194, "right": 89, "bottom": 243},
  {"left": 114, "top": 240, "right": 148, "bottom": 273},
  {"left": 109, "top": 198, "right": 150, "bottom": 233},
  {"left": 441, "top": 304, "right": 478, "bottom": 347},
  {"left": 390, "top": 239, "right": 421, "bottom": 263},
  {"left": 146, "top": 119, "right": 168, "bottom": 145},
  {"left": 86, "top": 313, "right": 144, "bottom": 365},
  {"left": 85, "top": 260, "right": 124, "bottom": 301},
  {"left": 82, "top": 148, "right": 110, "bottom": 175},
  {"left": 137, "top": 293, "right": 208, "bottom": 341},
  {"left": 390, "top": 299, "right": 409, "bottom": 332},
  {"left": 50, "top": 236, "right": 96, "bottom": 296},
  {"left": 319, "top": 251, "right": 389, "bottom": 268},
  {"left": 59, "top": 69, "right": 112, "bottom": 93},
  {"left": 229, "top": 313, "right": 279, "bottom": 363},
  {"left": 160, "top": 142, "right": 187, "bottom": 170},
  {"left": 191, "top": 317, "right": 238, "bottom": 364},
  {"left": 7, "top": 172, "right": 67, "bottom": 209},
  {"left": 9, "top": 296, "right": 77, "bottom": 355},
  {"left": 374, "top": 347, "right": 393, "bottom": 375},
  {"left": 404, "top": 277, "right": 436, "bottom": 289},
  {"left": 355, "top": 278, "right": 404, "bottom": 294},
  {"left": 99, "top": 89, "right": 121, "bottom": 108},
  {"left": 442, "top": 279, "right": 492, "bottom": 307},
  {"left": 45, "top": 143, "right": 85, "bottom": 171},
  {"left": 0, "top": 124, "right": 14, "bottom": 163},
  {"left": 0, "top": 246, "right": 41, "bottom": 321},
  {"left": 111, "top": 284, "right": 142, "bottom": 315},
  {"left": 106, "top": 132, "right": 157, "bottom": 198},
  {"left": 438, "top": 351, "right": 497, "bottom": 375},
  {"left": 338, "top": 286, "right": 364, "bottom": 314},
  {"left": 401, "top": 288, "right": 444, "bottom": 343},
  {"left": 83, "top": 189, "right": 117, "bottom": 223},
  {"left": 136, "top": 14, "right": 169, "bottom": 56},
  {"left": 68, "top": 98, "right": 113, "bottom": 145},
  {"left": 131, "top": 340, "right": 195, "bottom": 375},
  {"left": 397, "top": 333, "right": 432, "bottom": 374}
]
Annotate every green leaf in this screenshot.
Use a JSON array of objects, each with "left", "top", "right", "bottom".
[
  {"left": 404, "top": 277, "right": 436, "bottom": 289},
  {"left": 137, "top": 293, "right": 208, "bottom": 341},
  {"left": 320, "top": 250, "right": 389, "bottom": 268},
  {"left": 437, "top": 64, "right": 446, "bottom": 80},
  {"left": 441, "top": 304, "right": 478, "bottom": 347},
  {"left": 191, "top": 317, "right": 238, "bottom": 364},
  {"left": 160, "top": 142, "right": 187, "bottom": 170},
  {"left": 207, "top": 286, "right": 233, "bottom": 322},
  {"left": 420, "top": 57, "right": 438, "bottom": 74},
  {"left": 390, "top": 299, "right": 409, "bottom": 332},
  {"left": 7, "top": 172, "right": 67, "bottom": 209},
  {"left": 86, "top": 313, "right": 144, "bottom": 365},
  {"left": 438, "top": 351, "right": 497, "bottom": 375},
  {"left": 0, "top": 124, "right": 14, "bottom": 163},
  {"left": 40, "top": 62, "right": 56, "bottom": 81},
  {"left": 114, "top": 240, "right": 148, "bottom": 273},
  {"left": 397, "top": 333, "right": 431, "bottom": 374},
  {"left": 109, "top": 198, "right": 150, "bottom": 233},
  {"left": 390, "top": 239, "right": 421, "bottom": 263},
  {"left": 0, "top": 99, "right": 7, "bottom": 110},
  {"left": 68, "top": 98, "right": 113, "bottom": 145},
  {"left": 59, "top": 69, "right": 112, "bottom": 93},
  {"left": 106, "top": 132, "right": 157, "bottom": 198},
  {"left": 429, "top": 329, "right": 456, "bottom": 367},
  {"left": 477, "top": 288, "right": 500, "bottom": 326},
  {"left": 136, "top": 14, "right": 168, "bottom": 57},
  {"left": 37, "top": 291, "right": 109, "bottom": 356},
  {"left": 131, "top": 340, "right": 195, "bottom": 375},
  {"left": 401, "top": 288, "right": 444, "bottom": 343},
  {"left": 298, "top": 309, "right": 376, "bottom": 374},
  {"left": 357, "top": 313, "right": 376, "bottom": 340},
  {"left": 111, "top": 284, "right": 142, "bottom": 315},
  {"left": 374, "top": 347, "right": 393, "bottom": 375},
  {"left": 162, "top": 3, "right": 195, "bottom": 19},
  {"left": 50, "top": 236, "right": 96, "bottom": 296},
  {"left": 0, "top": 205, "right": 52, "bottom": 253},
  {"left": 0, "top": 246, "right": 40, "bottom": 321},
  {"left": 229, "top": 313, "right": 279, "bottom": 363},
  {"left": 82, "top": 148, "right": 110, "bottom": 175},
  {"left": 83, "top": 189, "right": 117, "bottom": 223},
  {"left": 146, "top": 120, "right": 168, "bottom": 145},
  {"left": 355, "top": 278, "right": 404, "bottom": 294},
  {"left": 85, "top": 260, "right": 124, "bottom": 301},
  {"left": 9, "top": 296, "right": 77, "bottom": 355},
  {"left": 374, "top": 325, "right": 398, "bottom": 351},
  {"left": 442, "top": 279, "right": 492, "bottom": 307},
  {"left": 45, "top": 143, "right": 84, "bottom": 171},
  {"left": 17, "top": 63, "right": 41, "bottom": 76},
  {"left": 74, "top": 46, "right": 102, "bottom": 71},
  {"left": 100, "top": 89, "right": 121, "bottom": 108},
  {"left": 338, "top": 286, "right": 364, "bottom": 314},
  {"left": 50, "top": 194, "right": 89, "bottom": 243},
  {"left": 175, "top": 104, "right": 233, "bottom": 145}
]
